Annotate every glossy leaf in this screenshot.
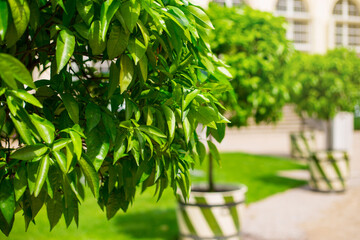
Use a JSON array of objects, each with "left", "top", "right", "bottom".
[
  {"left": 52, "top": 138, "right": 72, "bottom": 151},
  {"left": 119, "top": 54, "right": 134, "bottom": 94},
  {"left": 52, "top": 151, "right": 67, "bottom": 173},
  {"left": 100, "top": 0, "right": 121, "bottom": 40},
  {"left": 139, "top": 55, "right": 148, "bottom": 82},
  {"left": 162, "top": 106, "right": 176, "bottom": 142},
  {"left": 56, "top": 29, "right": 75, "bottom": 73},
  {"left": 78, "top": 157, "right": 99, "bottom": 199},
  {"left": 34, "top": 154, "right": 50, "bottom": 197},
  {"left": 0, "top": 53, "right": 35, "bottom": 89},
  {"left": 14, "top": 165, "right": 27, "bottom": 201},
  {"left": 61, "top": 93, "right": 79, "bottom": 124},
  {"left": 30, "top": 114, "right": 55, "bottom": 144},
  {"left": 89, "top": 20, "right": 106, "bottom": 55},
  {"left": 0, "top": 179, "right": 15, "bottom": 224},
  {"left": 207, "top": 140, "right": 220, "bottom": 166},
  {"left": 7, "top": 0, "right": 30, "bottom": 44},
  {"left": 9, "top": 89, "right": 43, "bottom": 108},
  {"left": 0, "top": 0, "right": 8, "bottom": 41},
  {"left": 70, "top": 130, "right": 82, "bottom": 160},
  {"left": 76, "top": 0, "right": 94, "bottom": 26},
  {"left": 108, "top": 62, "right": 120, "bottom": 98},
  {"left": 127, "top": 37, "right": 146, "bottom": 65},
  {"left": 10, "top": 144, "right": 48, "bottom": 161},
  {"left": 120, "top": 0, "right": 140, "bottom": 33},
  {"left": 107, "top": 24, "right": 129, "bottom": 59}
]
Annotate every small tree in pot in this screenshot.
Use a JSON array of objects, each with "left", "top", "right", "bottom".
[
  {"left": 176, "top": 5, "right": 293, "bottom": 240},
  {"left": 0, "top": 0, "right": 231, "bottom": 237},
  {"left": 287, "top": 49, "right": 360, "bottom": 191}
]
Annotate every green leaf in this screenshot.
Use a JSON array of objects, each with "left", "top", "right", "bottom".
[
  {"left": 108, "top": 62, "right": 120, "bottom": 99},
  {"left": 34, "top": 154, "right": 50, "bottom": 197},
  {"left": 100, "top": 0, "right": 121, "bottom": 40},
  {"left": 70, "top": 130, "right": 82, "bottom": 160},
  {"left": 119, "top": 54, "right": 134, "bottom": 94},
  {"left": 9, "top": 89, "right": 43, "bottom": 108},
  {"left": 52, "top": 138, "right": 72, "bottom": 151},
  {"left": 207, "top": 123, "right": 226, "bottom": 143},
  {"left": 208, "top": 140, "right": 220, "bottom": 165},
  {"left": 10, "top": 144, "right": 48, "bottom": 161},
  {"left": 183, "top": 117, "right": 191, "bottom": 144},
  {"left": 89, "top": 20, "right": 106, "bottom": 55},
  {"left": 120, "top": 0, "right": 140, "bottom": 33},
  {"left": 107, "top": 24, "right": 129, "bottom": 59},
  {"left": 127, "top": 37, "right": 146, "bottom": 65},
  {"left": 138, "top": 125, "right": 167, "bottom": 138},
  {"left": 137, "top": 20, "right": 150, "bottom": 48},
  {"left": 11, "top": 114, "right": 35, "bottom": 145},
  {"left": 0, "top": 179, "right": 15, "bottom": 224},
  {"left": 0, "top": 53, "right": 35, "bottom": 89},
  {"left": 102, "top": 112, "right": 116, "bottom": 143},
  {"left": 0, "top": 107, "right": 6, "bottom": 133},
  {"left": 187, "top": 5, "right": 214, "bottom": 29},
  {"left": 139, "top": 55, "right": 148, "bottom": 82},
  {"left": 196, "top": 141, "right": 206, "bottom": 164},
  {"left": 85, "top": 102, "right": 101, "bottom": 132},
  {"left": 76, "top": 0, "right": 94, "bottom": 26},
  {"left": 0, "top": 210, "right": 13, "bottom": 237},
  {"left": 183, "top": 89, "right": 199, "bottom": 111},
  {"left": 78, "top": 156, "right": 99, "bottom": 199},
  {"left": 61, "top": 93, "right": 79, "bottom": 124},
  {"left": 52, "top": 151, "right": 67, "bottom": 173},
  {"left": 46, "top": 190, "right": 63, "bottom": 231},
  {"left": 106, "top": 188, "right": 122, "bottom": 219},
  {"left": 0, "top": 0, "right": 8, "bottom": 41},
  {"left": 86, "top": 127, "right": 110, "bottom": 171},
  {"left": 113, "top": 134, "right": 126, "bottom": 163},
  {"left": 14, "top": 165, "right": 27, "bottom": 201},
  {"left": 7, "top": 0, "right": 30, "bottom": 44},
  {"left": 56, "top": 29, "right": 75, "bottom": 73},
  {"left": 162, "top": 106, "right": 176, "bottom": 142},
  {"left": 30, "top": 114, "right": 55, "bottom": 144}
]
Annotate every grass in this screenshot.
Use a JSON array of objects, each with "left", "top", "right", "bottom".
[{"left": 7, "top": 152, "right": 306, "bottom": 240}]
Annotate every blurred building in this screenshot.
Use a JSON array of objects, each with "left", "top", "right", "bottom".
[{"left": 197, "top": 0, "right": 360, "bottom": 54}]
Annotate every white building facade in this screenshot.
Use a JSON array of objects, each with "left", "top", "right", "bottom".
[{"left": 196, "top": 0, "right": 360, "bottom": 54}]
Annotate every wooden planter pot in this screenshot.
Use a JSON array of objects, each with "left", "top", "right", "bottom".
[
  {"left": 308, "top": 151, "right": 350, "bottom": 192},
  {"left": 176, "top": 184, "right": 247, "bottom": 240}
]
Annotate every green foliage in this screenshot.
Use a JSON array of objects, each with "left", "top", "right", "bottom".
[
  {"left": 0, "top": 0, "right": 230, "bottom": 236},
  {"left": 207, "top": 4, "right": 293, "bottom": 127},
  {"left": 287, "top": 48, "right": 360, "bottom": 120}
]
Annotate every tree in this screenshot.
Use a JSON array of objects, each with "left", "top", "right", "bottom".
[
  {"left": 287, "top": 48, "right": 360, "bottom": 149},
  {"left": 208, "top": 4, "right": 293, "bottom": 127},
  {"left": 205, "top": 4, "right": 293, "bottom": 190},
  {"left": 0, "top": 0, "right": 230, "bottom": 236}
]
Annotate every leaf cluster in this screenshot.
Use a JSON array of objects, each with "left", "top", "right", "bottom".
[{"left": 0, "top": 0, "right": 230, "bottom": 235}]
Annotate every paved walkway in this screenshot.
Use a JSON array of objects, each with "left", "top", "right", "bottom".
[{"left": 219, "top": 131, "right": 360, "bottom": 240}]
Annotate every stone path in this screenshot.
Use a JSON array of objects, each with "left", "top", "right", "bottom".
[{"left": 225, "top": 132, "right": 360, "bottom": 240}]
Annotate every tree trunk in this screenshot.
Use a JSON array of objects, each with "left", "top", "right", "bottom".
[
  {"left": 326, "top": 119, "right": 333, "bottom": 151},
  {"left": 208, "top": 137, "right": 215, "bottom": 192}
]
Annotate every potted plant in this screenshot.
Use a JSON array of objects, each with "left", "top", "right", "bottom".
[
  {"left": 0, "top": 0, "right": 231, "bottom": 236},
  {"left": 176, "top": 5, "right": 293, "bottom": 240},
  {"left": 287, "top": 49, "right": 360, "bottom": 192}
]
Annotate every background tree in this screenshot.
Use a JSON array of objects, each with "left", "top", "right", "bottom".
[
  {"left": 208, "top": 4, "right": 293, "bottom": 127},
  {"left": 286, "top": 48, "right": 360, "bottom": 149},
  {"left": 205, "top": 4, "right": 293, "bottom": 190},
  {"left": 0, "top": 0, "right": 230, "bottom": 236}
]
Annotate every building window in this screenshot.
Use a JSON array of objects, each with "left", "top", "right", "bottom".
[
  {"left": 212, "top": 0, "right": 245, "bottom": 7},
  {"left": 276, "top": 0, "right": 287, "bottom": 11},
  {"left": 333, "top": 0, "right": 360, "bottom": 48},
  {"left": 275, "top": 0, "right": 310, "bottom": 51}
]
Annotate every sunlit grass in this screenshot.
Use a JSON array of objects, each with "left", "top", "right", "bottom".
[{"left": 8, "top": 153, "right": 306, "bottom": 240}]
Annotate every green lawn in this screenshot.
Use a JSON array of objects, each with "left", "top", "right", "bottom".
[{"left": 7, "top": 153, "right": 306, "bottom": 240}]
